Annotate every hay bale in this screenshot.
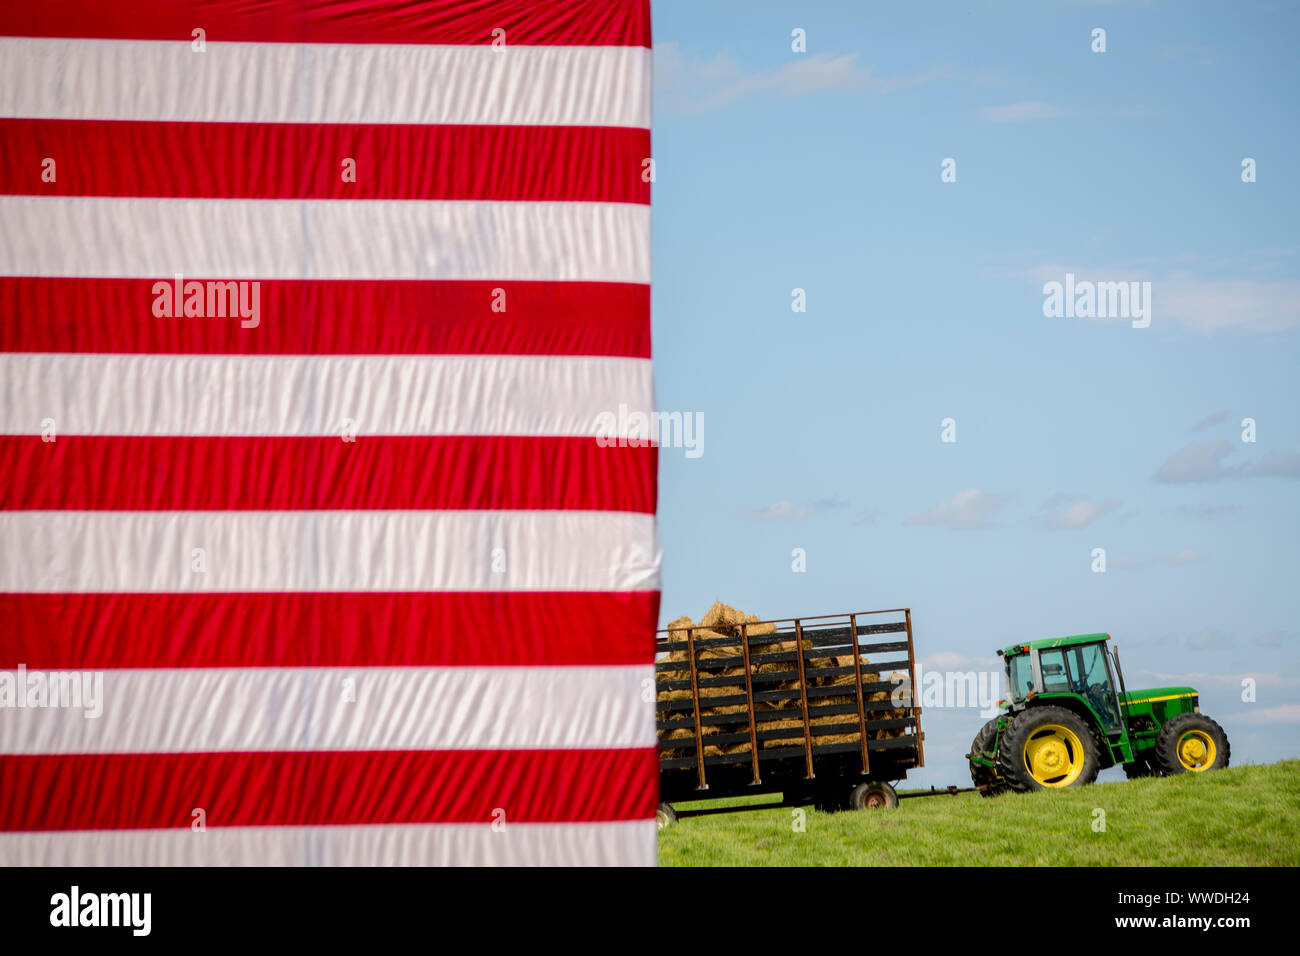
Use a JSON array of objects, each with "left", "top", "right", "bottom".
[
  {"left": 759, "top": 716, "right": 807, "bottom": 749},
  {"left": 752, "top": 636, "right": 813, "bottom": 681},
  {"left": 657, "top": 604, "right": 772, "bottom": 760},
  {"left": 698, "top": 601, "right": 749, "bottom": 634}
]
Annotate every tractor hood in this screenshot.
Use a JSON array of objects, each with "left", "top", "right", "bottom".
[{"left": 1120, "top": 686, "right": 1198, "bottom": 705}]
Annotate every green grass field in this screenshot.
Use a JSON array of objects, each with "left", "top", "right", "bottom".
[{"left": 658, "top": 760, "right": 1300, "bottom": 866}]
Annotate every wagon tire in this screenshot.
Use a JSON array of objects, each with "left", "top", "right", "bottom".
[
  {"left": 656, "top": 802, "right": 677, "bottom": 829},
  {"left": 849, "top": 781, "right": 899, "bottom": 809}
]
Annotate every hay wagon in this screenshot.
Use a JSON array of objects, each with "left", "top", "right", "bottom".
[{"left": 656, "top": 607, "right": 925, "bottom": 825}]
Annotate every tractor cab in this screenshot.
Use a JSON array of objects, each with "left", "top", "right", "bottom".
[{"left": 1000, "top": 634, "right": 1124, "bottom": 736}]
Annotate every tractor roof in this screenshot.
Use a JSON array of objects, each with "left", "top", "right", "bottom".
[{"left": 1001, "top": 633, "right": 1110, "bottom": 656}]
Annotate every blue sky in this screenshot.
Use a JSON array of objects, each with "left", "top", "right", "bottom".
[{"left": 648, "top": 0, "right": 1300, "bottom": 786}]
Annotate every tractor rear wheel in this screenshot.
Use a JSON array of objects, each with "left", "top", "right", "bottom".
[
  {"left": 997, "top": 706, "right": 1101, "bottom": 792},
  {"left": 1155, "top": 714, "right": 1230, "bottom": 775},
  {"left": 968, "top": 718, "right": 1007, "bottom": 797}
]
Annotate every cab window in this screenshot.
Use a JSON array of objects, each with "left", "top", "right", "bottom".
[
  {"left": 1070, "top": 643, "right": 1122, "bottom": 731},
  {"left": 1038, "top": 648, "right": 1072, "bottom": 693},
  {"left": 1006, "top": 653, "right": 1034, "bottom": 699}
]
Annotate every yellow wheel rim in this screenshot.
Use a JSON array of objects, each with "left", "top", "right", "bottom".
[
  {"left": 1177, "top": 730, "right": 1216, "bottom": 771},
  {"left": 1023, "top": 723, "right": 1086, "bottom": 787}
]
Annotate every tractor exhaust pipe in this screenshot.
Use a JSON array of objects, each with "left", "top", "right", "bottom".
[{"left": 1111, "top": 643, "right": 1130, "bottom": 714}]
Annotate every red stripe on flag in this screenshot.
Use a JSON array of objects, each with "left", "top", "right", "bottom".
[
  {"left": 0, "top": 0, "right": 651, "bottom": 47},
  {"left": 0, "top": 278, "right": 650, "bottom": 356},
  {"left": 0, "top": 749, "right": 660, "bottom": 831},
  {"left": 0, "top": 591, "right": 660, "bottom": 669},
  {"left": 0, "top": 121, "right": 650, "bottom": 202},
  {"left": 0, "top": 436, "right": 656, "bottom": 512}
]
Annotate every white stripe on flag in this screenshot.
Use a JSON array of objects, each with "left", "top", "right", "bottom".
[
  {"left": 0, "top": 197, "right": 650, "bottom": 281},
  {"left": 0, "top": 39, "right": 651, "bottom": 128},
  {"left": 0, "top": 511, "right": 662, "bottom": 593},
  {"left": 0, "top": 821, "right": 658, "bottom": 867},
  {"left": 0, "top": 665, "right": 656, "bottom": 754},
  {"left": 0, "top": 354, "right": 652, "bottom": 437}
]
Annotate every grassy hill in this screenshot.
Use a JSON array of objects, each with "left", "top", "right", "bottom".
[{"left": 658, "top": 760, "right": 1300, "bottom": 866}]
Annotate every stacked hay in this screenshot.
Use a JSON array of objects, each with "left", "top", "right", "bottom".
[
  {"left": 749, "top": 619, "right": 811, "bottom": 750},
  {"left": 804, "top": 652, "right": 874, "bottom": 747},
  {"left": 656, "top": 615, "right": 699, "bottom": 758},
  {"left": 656, "top": 604, "right": 761, "bottom": 759}
]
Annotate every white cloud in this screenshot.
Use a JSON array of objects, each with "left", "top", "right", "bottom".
[
  {"left": 904, "top": 489, "right": 1013, "bottom": 530},
  {"left": 1155, "top": 440, "right": 1300, "bottom": 482},
  {"left": 1228, "top": 704, "right": 1300, "bottom": 725},
  {"left": 754, "top": 501, "right": 811, "bottom": 520},
  {"left": 1155, "top": 440, "right": 1240, "bottom": 483},
  {"left": 655, "top": 42, "right": 946, "bottom": 114},
  {"left": 1192, "top": 411, "right": 1230, "bottom": 431},
  {"left": 1252, "top": 450, "right": 1300, "bottom": 478},
  {"left": 1158, "top": 276, "right": 1300, "bottom": 334},
  {"left": 744, "top": 496, "right": 851, "bottom": 521},
  {"left": 1038, "top": 499, "right": 1121, "bottom": 530},
  {"left": 980, "top": 101, "right": 1069, "bottom": 122},
  {"left": 920, "top": 650, "right": 998, "bottom": 671}
]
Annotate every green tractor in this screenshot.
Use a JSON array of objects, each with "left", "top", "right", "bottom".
[{"left": 968, "top": 633, "right": 1230, "bottom": 793}]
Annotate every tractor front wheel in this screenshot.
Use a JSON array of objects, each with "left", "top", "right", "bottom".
[
  {"left": 1155, "top": 714, "right": 1230, "bottom": 775},
  {"left": 997, "top": 706, "right": 1101, "bottom": 792}
]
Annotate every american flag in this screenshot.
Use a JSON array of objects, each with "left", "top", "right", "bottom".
[{"left": 0, "top": 0, "right": 659, "bottom": 866}]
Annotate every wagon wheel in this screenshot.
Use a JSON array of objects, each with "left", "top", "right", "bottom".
[
  {"left": 849, "top": 781, "right": 899, "bottom": 809},
  {"left": 656, "top": 802, "right": 677, "bottom": 829}
]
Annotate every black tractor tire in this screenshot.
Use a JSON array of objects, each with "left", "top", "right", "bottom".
[
  {"left": 656, "top": 802, "right": 677, "bottom": 829},
  {"left": 997, "top": 705, "right": 1101, "bottom": 793},
  {"left": 1123, "top": 756, "right": 1158, "bottom": 779},
  {"left": 849, "top": 781, "right": 899, "bottom": 809},
  {"left": 1155, "top": 713, "right": 1230, "bottom": 775},
  {"left": 968, "top": 718, "right": 1008, "bottom": 797}
]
